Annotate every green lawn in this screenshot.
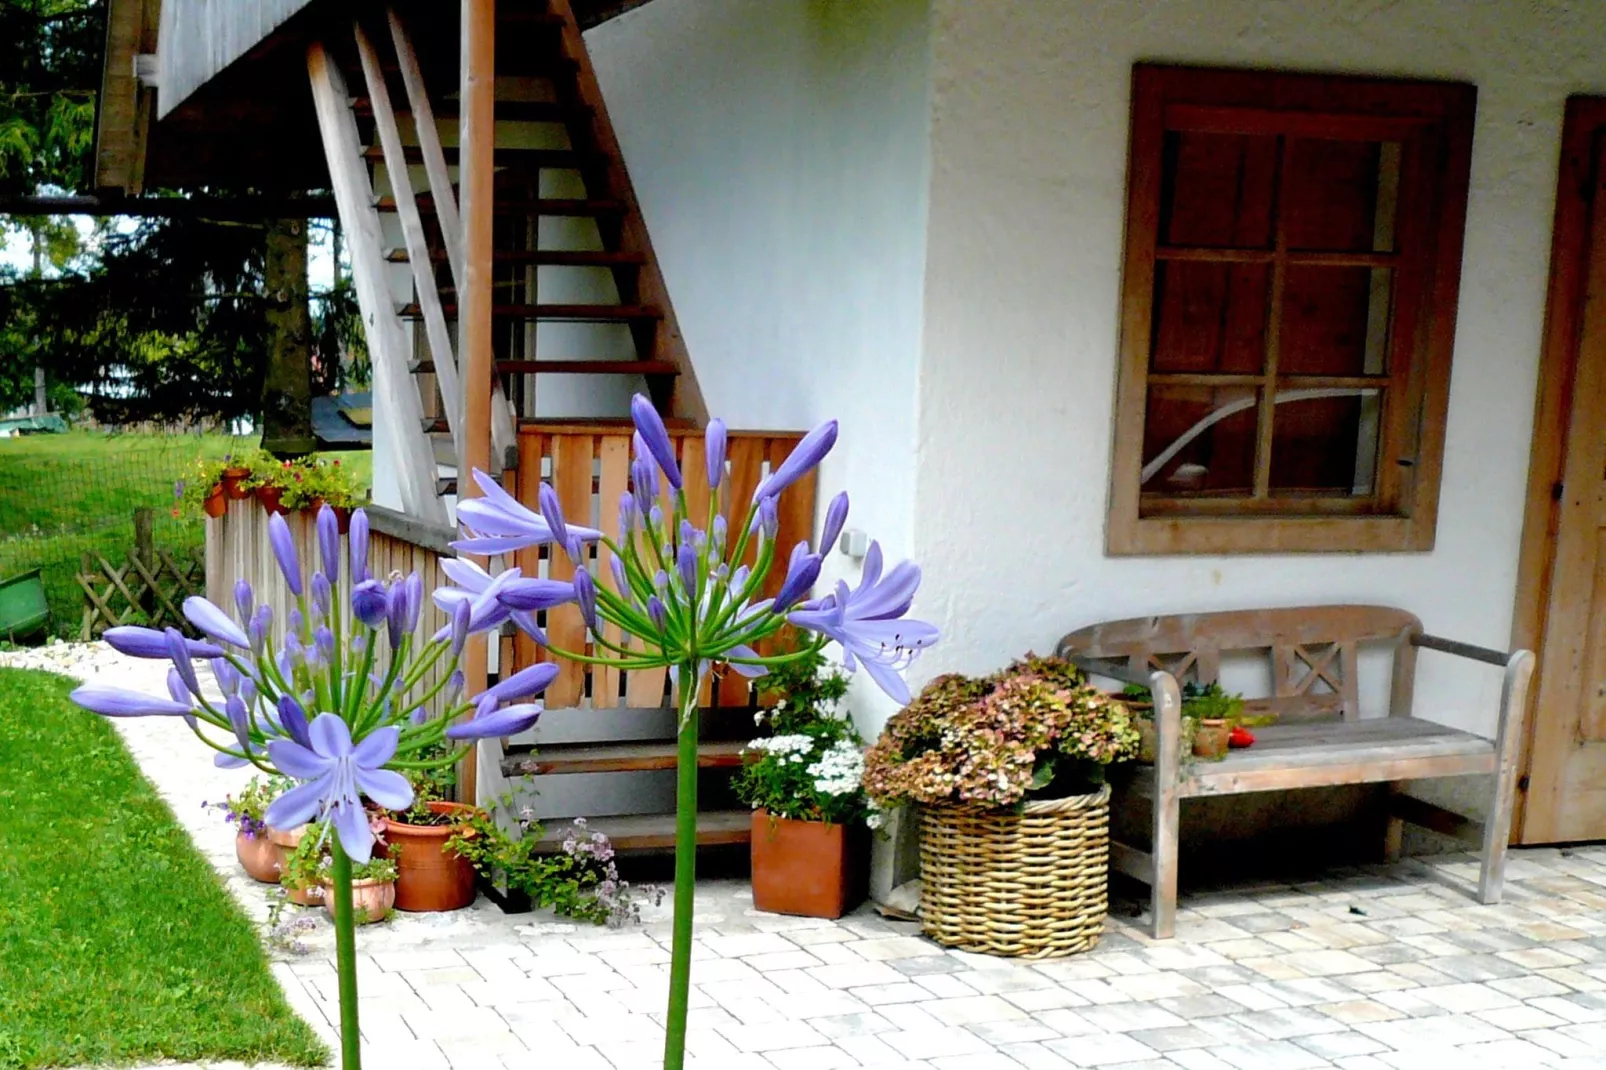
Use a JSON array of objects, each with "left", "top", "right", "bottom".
[
  {"left": 0, "top": 668, "right": 327, "bottom": 1068},
  {"left": 0, "top": 431, "right": 371, "bottom": 638}
]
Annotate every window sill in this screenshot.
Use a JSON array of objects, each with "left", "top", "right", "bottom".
[{"left": 1106, "top": 514, "right": 1436, "bottom": 555}]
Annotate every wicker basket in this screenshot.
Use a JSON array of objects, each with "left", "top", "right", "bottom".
[{"left": 919, "top": 785, "right": 1110, "bottom": 958}]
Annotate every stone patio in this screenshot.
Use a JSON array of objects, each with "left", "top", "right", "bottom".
[{"left": 9, "top": 641, "right": 1606, "bottom": 1070}]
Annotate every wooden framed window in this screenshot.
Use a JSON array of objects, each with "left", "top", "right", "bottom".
[{"left": 1108, "top": 65, "right": 1476, "bottom": 554}]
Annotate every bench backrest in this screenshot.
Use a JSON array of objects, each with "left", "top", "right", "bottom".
[{"left": 1057, "top": 605, "right": 1424, "bottom": 723}]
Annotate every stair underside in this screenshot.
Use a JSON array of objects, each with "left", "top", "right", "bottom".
[
  {"left": 375, "top": 196, "right": 626, "bottom": 217},
  {"left": 386, "top": 248, "right": 645, "bottom": 267},
  {"left": 532, "top": 810, "right": 751, "bottom": 852},
  {"left": 398, "top": 303, "right": 662, "bottom": 323}
]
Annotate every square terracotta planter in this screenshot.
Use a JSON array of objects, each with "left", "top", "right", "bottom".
[{"left": 750, "top": 809, "right": 866, "bottom": 919}]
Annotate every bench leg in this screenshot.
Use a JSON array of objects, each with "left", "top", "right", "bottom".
[
  {"left": 1152, "top": 788, "right": 1179, "bottom": 939},
  {"left": 1383, "top": 780, "right": 1406, "bottom": 864},
  {"left": 1480, "top": 652, "right": 1535, "bottom": 904}
]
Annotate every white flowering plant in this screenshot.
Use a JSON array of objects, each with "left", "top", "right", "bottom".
[{"left": 733, "top": 642, "right": 871, "bottom": 826}]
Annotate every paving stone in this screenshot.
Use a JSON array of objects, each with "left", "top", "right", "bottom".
[
  {"left": 1228, "top": 1006, "right": 1347, "bottom": 1041},
  {"left": 1041, "top": 1031, "right": 1160, "bottom": 1066}
]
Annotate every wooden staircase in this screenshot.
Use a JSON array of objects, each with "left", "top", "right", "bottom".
[{"left": 309, "top": 2, "right": 772, "bottom": 860}]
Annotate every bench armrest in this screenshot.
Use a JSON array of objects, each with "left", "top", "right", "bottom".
[{"left": 1411, "top": 632, "right": 1528, "bottom": 669}]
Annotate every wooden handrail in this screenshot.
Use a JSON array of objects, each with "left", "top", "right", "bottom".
[{"left": 1411, "top": 632, "right": 1523, "bottom": 668}]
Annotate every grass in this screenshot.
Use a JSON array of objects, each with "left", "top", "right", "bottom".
[
  {"left": 0, "top": 430, "right": 372, "bottom": 638},
  {"left": 0, "top": 668, "right": 327, "bottom": 1068}
]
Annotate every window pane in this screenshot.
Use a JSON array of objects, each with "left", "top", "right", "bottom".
[
  {"left": 1142, "top": 385, "right": 1260, "bottom": 496},
  {"left": 1280, "top": 265, "right": 1393, "bottom": 376},
  {"left": 1160, "top": 131, "right": 1279, "bottom": 248},
  {"left": 1284, "top": 138, "right": 1401, "bottom": 253},
  {"left": 1151, "top": 261, "right": 1271, "bottom": 373},
  {"left": 1268, "top": 389, "right": 1382, "bottom": 495}
]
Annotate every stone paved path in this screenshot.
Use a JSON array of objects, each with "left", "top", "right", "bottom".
[{"left": 9, "top": 642, "right": 1606, "bottom": 1069}]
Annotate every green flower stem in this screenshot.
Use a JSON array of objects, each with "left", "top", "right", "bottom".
[
  {"left": 395, "top": 637, "right": 449, "bottom": 694},
  {"left": 384, "top": 746, "right": 470, "bottom": 771},
  {"left": 328, "top": 840, "right": 362, "bottom": 1070},
  {"left": 345, "top": 628, "right": 377, "bottom": 723},
  {"left": 663, "top": 660, "right": 700, "bottom": 1070}
]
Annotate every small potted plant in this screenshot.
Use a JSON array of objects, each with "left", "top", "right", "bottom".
[
  {"left": 324, "top": 855, "right": 398, "bottom": 925},
  {"left": 734, "top": 649, "right": 870, "bottom": 919},
  {"left": 247, "top": 457, "right": 294, "bottom": 516},
  {"left": 298, "top": 456, "right": 361, "bottom": 530},
  {"left": 205, "top": 775, "right": 291, "bottom": 883},
  {"left": 218, "top": 452, "right": 252, "bottom": 499},
  {"left": 176, "top": 457, "right": 230, "bottom": 519},
  {"left": 276, "top": 824, "right": 324, "bottom": 907},
  {"left": 864, "top": 654, "right": 1139, "bottom": 958},
  {"left": 1122, "top": 681, "right": 1254, "bottom": 762},
  {"left": 382, "top": 762, "right": 481, "bottom": 912}
]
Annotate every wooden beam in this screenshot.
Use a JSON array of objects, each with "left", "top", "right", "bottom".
[
  {"left": 307, "top": 41, "right": 446, "bottom": 527},
  {"left": 387, "top": 7, "right": 463, "bottom": 292},
  {"left": 456, "top": 0, "right": 497, "bottom": 806},
  {"left": 353, "top": 18, "right": 464, "bottom": 466},
  {"left": 0, "top": 194, "right": 336, "bottom": 219}
]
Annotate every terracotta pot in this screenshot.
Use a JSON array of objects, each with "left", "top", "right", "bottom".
[
  {"left": 750, "top": 809, "right": 866, "bottom": 919},
  {"left": 323, "top": 878, "right": 396, "bottom": 925},
  {"left": 332, "top": 505, "right": 352, "bottom": 533},
  {"left": 256, "top": 485, "right": 289, "bottom": 515},
  {"left": 1193, "top": 719, "right": 1230, "bottom": 761},
  {"left": 203, "top": 485, "right": 227, "bottom": 518},
  {"left": 220, "top": 467, "right": 252, "bottom": 499},
  {"left": 268, "top": 824, "right": 321, "bottom": 906},
  {"left": 383, "top": 801, "right": 480, "bottom": 912},
  {"left": 236, "top": 830, "right": 282, "bottom": 883}
]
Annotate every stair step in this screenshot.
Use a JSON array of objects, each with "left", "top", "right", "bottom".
[
  {"left": 359, "top": 100, "right": 590, "bottom": 125},
  {"left": 397, "top": 303, "right": 662, "bottom": 323},
  {"left": 502, "top": 740, "right": 747, "bottom": 777},
  {"left": 385, "top": 248, "right": 644, "bottom": 268},
  {"left": 532, "top": 810, "right": 752, "bottom": 853},
  {"left": 375, "top": 197, "right": 627, "bottom": 218},
  {"left": 415, "top": 359, "right": 678, "bottom": 377},
  {"left": 364, "top": 145, "right": 607, "bottom": 169}
]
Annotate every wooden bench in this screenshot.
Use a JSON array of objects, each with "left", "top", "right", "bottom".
[{"left": 1056, "top": 605, "right": 1534, "bottom": 939}]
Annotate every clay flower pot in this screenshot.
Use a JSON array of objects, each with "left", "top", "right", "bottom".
[
  {"left": 219, "top": 466, "right": 252, "bottom": 499},
  {"left": 203, "top": 485, "right": 227, "bottom": 518},
  {"left": 1192, "top": 719, "right": 1230, "bottom": 761},
  {"left": 331, "top": 505, "right": 352, "bottom": 533},
  {"left": 236, "top": 829, "right": 282, "bottom": 883},
  {"left": 383, "top": 801, "right": 480, "bottom": 912},
  {"left": 268, "top": 824, "right": 321, "bottom": 906},
  {"left": 750, "top": 809, "right": 866, "bottom": 919},
  {"left": 256, "top": 485, "right": 289, "bottom": 516},
  {"left": 323, "top": 878, "right": 396, "bottom": 925}
]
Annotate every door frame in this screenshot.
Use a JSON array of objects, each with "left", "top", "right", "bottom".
[{"left": 1511, "top": 96, "right": 1606, "bottom": 843}]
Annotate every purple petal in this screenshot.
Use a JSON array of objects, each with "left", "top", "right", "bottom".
[
  {"left": 456, "top": 496, "right": 553, "bottom": 540},
  {"left": 857, "top": 655, "right": 913, "bottom": 706},
  {"left": 278, "top": 695, "right": 312, "bottom": 748},
  {"left": 676, "top": 543, "right": 698, "bottom": 596},
  {"left": 725, "top": 645, "right": 769, "bottom": 679},
  {"left": 311, "top": 571, "right": 332, "bottom": 620},
  {"left": 511, "top": 611, "right": 548, "bottom": 646},
  {"left": 354, "top": 766, "right": 413, "bottom": 811},
  {"left": 308, "top": 712, "right": 353, "bottom": 758},
  {"left": 478, "top": 661, "right": 560, "bottom": 704},
  {"left": 351, "top": 725, "right": 400, "bottom": 768},
  {"left": 773, "top": 544, "right": 822, "bottom": 612},
  {"left": 225, "top": 694, "right": 253, "bottom": 753},
  {"left": 440, "top": 557, "right": 493, "bottom": 594},
  {"left": 267, "top": 737, "right": 334, "bottom": 779},
  {"left": 497, "top": 578, "right": 578, "bottom": 612},
  {"left": 757, "top": 420, "right": 837, "bottom": 502},
  {"left": 214, "top": 751, "right": 251, "bottom": 769},
  {"left": 450, "top": 598, "right": 472, "bottom": 657},
  {"left": 233, "top": 580, "right": 254, "bottom": 624},
  {"left": 333, "top": 801, "right": 375, "bottom": 864},
  {"left": 268, "top": 512, "right": 303, "bottom": 596},
  {"left": 264, "top": 773, "right": 331, "bottom": 829},
  {"left": 167, "top": 627, "right": 202, "bottom": 697},
  {"left": 538, "top": 483, "right": 569, "bottom": 547},
  {"left": 103, "top": 625, "right": 221, "bottom": 660},
  {"left": 574, "top": 569, "right": 597, "bottom": 631},
  {"left": 450, "top": 533, "right": 551, "bottom": 556},
  {"left": 853, "top": 561, "right": 923, "bottom": 621},
  {"left": 630, "top": 393, "right": 683, "bottom": 489},
  {"left": 351, "top": 579, "right": 388, "bottom": 628},
  {"left": 71, "top": 683, "right": 194, "bottom": 718}
]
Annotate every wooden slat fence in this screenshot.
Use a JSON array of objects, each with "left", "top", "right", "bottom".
[
  {"left": 510, "top": 424, "right": 817, "bottom": 712},
  {"left": 203, "top": 499, "right": 458, "bottom": 719}
]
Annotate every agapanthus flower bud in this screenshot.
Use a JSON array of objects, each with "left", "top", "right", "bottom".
[
  {"left": 756, "top": 419, "right": 837, "bottom": 502},
  {"left": 349, "top": 508, "right": 370, "bottom": 582},
  {"left": 820, "top": 491, "right": 849, "bottom": 556},
  {"left": 234, "top": 579, "right": 254, "bottom": 623},
  {"left": 288, "top": 607, "right": 304, "bottom": 637},
  {"left": 210, "top": 658, "right": 240, "bottom": 697},
  {"left": 182, "top": 596, "right": 250, "bottom": 648},
  {"left": 225, "top": 694, "right": 252, "bottom": 754},
  {"left": 317, "top": 504, "right": 340, "bottom": 584},
  {"left": 650, "top": 504, "right": 664, "bottom": 531},
  {"left": 268, "top": 512, "right": 302, "bottom": 597},
  {"left": 410, "top": 705, "right": 429, "bottom": 726},
  {"left": 283, "top": 631, "right": 304, "bottom": 666},
  {"left": 654, "top": 569, "right": 670, "bottom": 594},
  {"left": 311, "top": 571, "right": 332, "bottom": 621},
  {"left": 677, "top": 543, "right": 698, "bottom": 597},
  {"left": 387, "top": 583, "right": 408, "bottom": 650},
  {"left": 539, "top": 482, "right": 569, "bottom": 547},
  {"left": 732, "top": 564, "right": 751, "bottom": 593},
  {"left": 567, "top": 535, "right": 585, "bottom": 567},
  {"left": 632, "top": 457, "right": 658, "bottom": 516},
  {"left": 249, "top": 605, "right": 270, "bottom": 656},
  {"left": 404, "top": 572, "right": 423, "bottom": 634},
  {"left": 450, "top": 598, "right": 471, "bottom": 657},
  {"left": 705, "top": 418, "right": 727, "bottom": 490},
  {"left": 277, "top": 694, "right": 312, "bottom": 748},
  {"left": 773, "top": 542, "right": 823, "bottom": 612},
  {"left": 166, "top": 667, "right": 189, "bottom": 706},
  {"left": 314, "top": 625, "right": 335, "bottom": 665},
  {"left": 351, "top": 579, "right": 388, "bottom": 628},
  {"left": 574, "top": 569, "right": 597, "bottom": 631},
  {"left": 647, "top": 595, "right": 668, "bottom": 632},
  {"left": 444, "top": 669, "right": 465, "bottom": 704},
  {"left": 712, "top": 514, "right": 728, "bottom": 555},
  {"left": 350, "top": 632, "right": 366, "bottom": 656},
  {"left": 609, "top": 554, "right": 628, "bottom": 596},
  {"left": 631, "top": 393, "right": 683, "bottom": 489},
  {"left": 760, "top": 495, "right": 779, "bottom": 539},
  {"left": 618, "top": 492, "right": 637, "bottom": 539},
  {"left": 166, "top": 627, "right": 202, "bottom": 698}
]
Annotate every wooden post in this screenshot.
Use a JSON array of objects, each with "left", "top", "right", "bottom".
[
  {"left": 133, "top": 506, "right": 154, "bottom": 617},
  {"left": 456, "top": 0, "right": 496, "bottom": 805}
]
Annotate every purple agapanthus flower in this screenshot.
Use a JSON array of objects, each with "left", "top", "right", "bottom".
[
  {"left": 104, "top": 625, "right": 223, "bottom": 661},
  {"left": 446, "top": 698, "right": 544, "bottom": 740},
  {"left": 786, "top": 541, "right": 938, "bottom": 704},
  {"left": 453, "top": 469, "right": 602, "bottom": 556},
  {"left": 265, "top": 714, "right": 412, "bottom": 863}
]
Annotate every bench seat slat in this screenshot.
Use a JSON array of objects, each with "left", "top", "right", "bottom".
[{"left": 1119, "top": 717, "right": 1495, "bottom": 798}]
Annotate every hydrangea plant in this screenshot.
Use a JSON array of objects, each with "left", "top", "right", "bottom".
[{"left": 863, "top": 655, "right": 1139, "bottom": 810}]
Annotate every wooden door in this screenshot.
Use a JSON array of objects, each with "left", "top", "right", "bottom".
[{"left": 1515, "top": 99, "right": 1606, "bottom": 843}]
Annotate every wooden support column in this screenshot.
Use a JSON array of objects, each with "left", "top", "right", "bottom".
[{"left": 457, "top": 0, "right": 496, "bottom": 804}]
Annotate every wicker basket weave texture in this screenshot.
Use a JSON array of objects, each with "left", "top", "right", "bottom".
[{"left": 919, "top": 785, "right": 1110, "bottom": 959}]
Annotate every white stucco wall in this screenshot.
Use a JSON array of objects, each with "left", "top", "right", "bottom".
[
  {"left": 912, "top": 0, "right": 1606, "bottom": 741},
  {"left": 589, "top": 0, "right": 933, "bottom": 731}
]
